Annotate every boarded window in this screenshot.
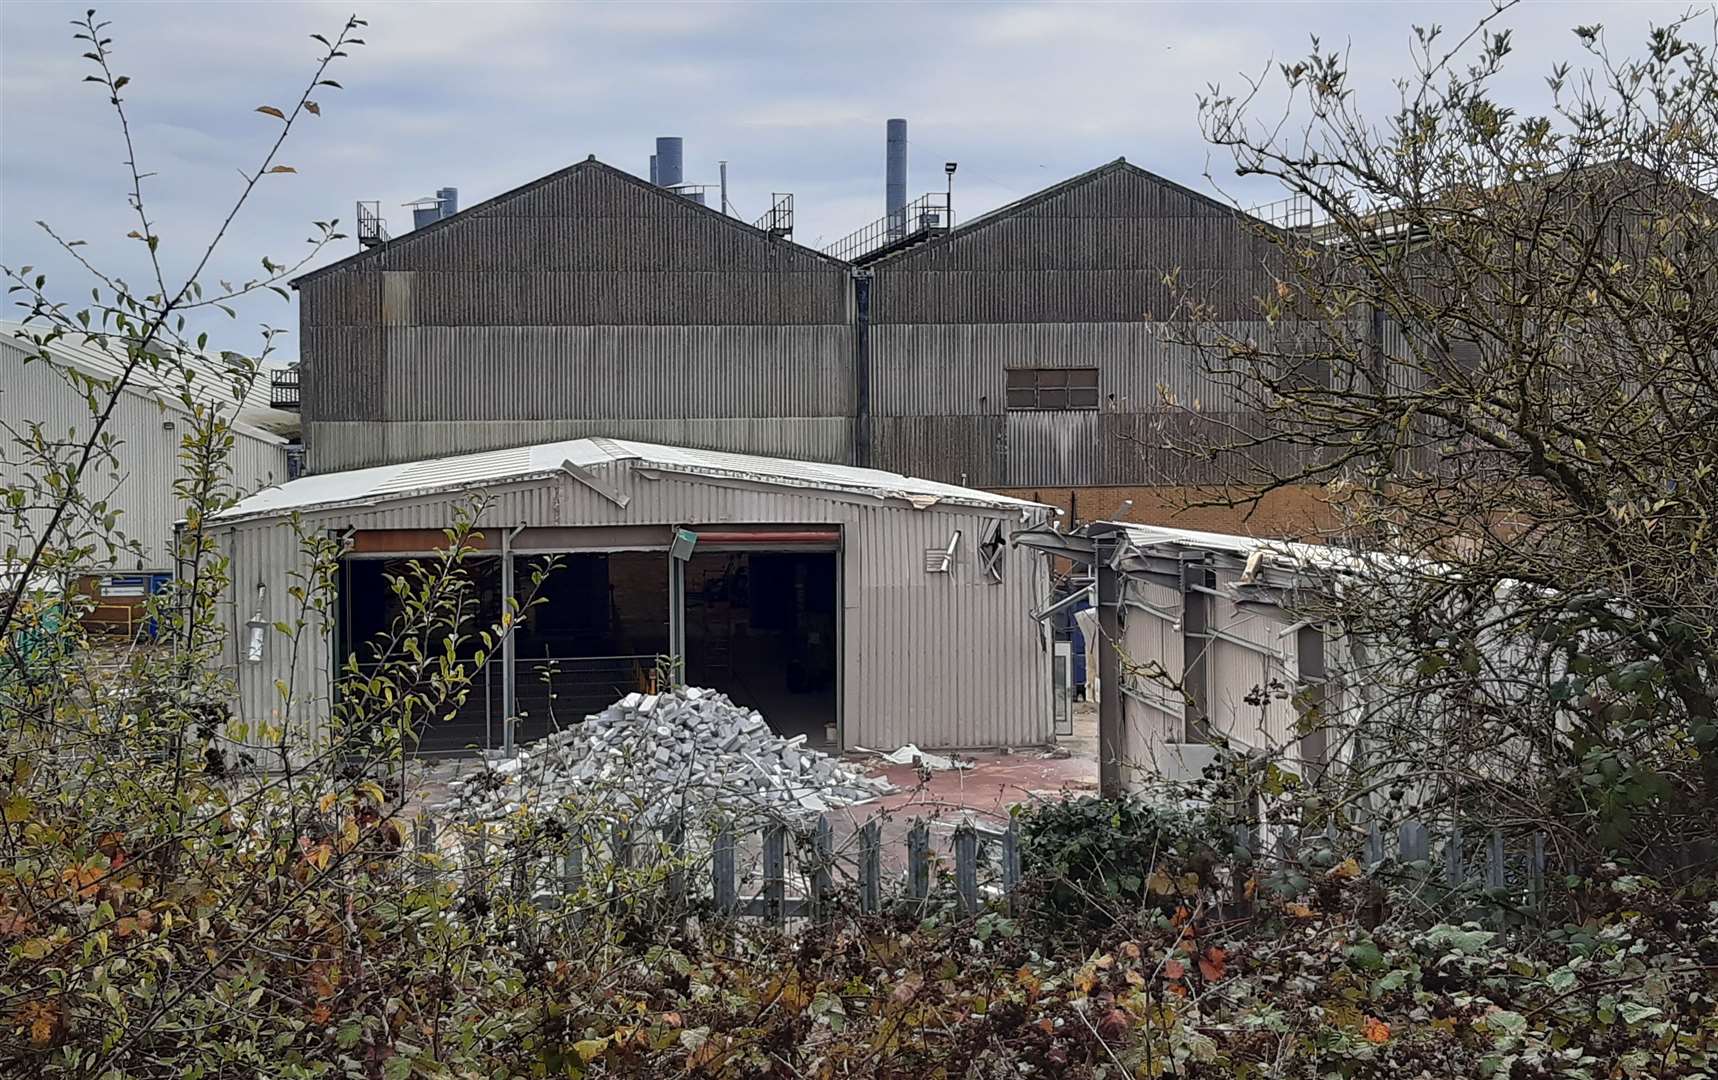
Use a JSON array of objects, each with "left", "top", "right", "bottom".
[{"left": 1006, "top": 367, "right": 1099, "bottom": 410}]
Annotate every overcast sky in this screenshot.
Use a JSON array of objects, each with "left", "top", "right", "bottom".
[{"left": 0, "top": 0, "right": 1701, "bottom": 362}]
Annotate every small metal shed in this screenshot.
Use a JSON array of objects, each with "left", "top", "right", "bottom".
[
  {"left": 207, "top": 437, "right": 1056, "bottom": 760},
  {"left": 1017, "top": 521, "right": 1348, "bottom": 795}
]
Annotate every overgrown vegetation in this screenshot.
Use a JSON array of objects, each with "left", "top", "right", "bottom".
[{"left": 3, "top": 5, "right": 1717, "bottom": 1077}]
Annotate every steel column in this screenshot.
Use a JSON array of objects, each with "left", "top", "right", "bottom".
[
  {"left": 1096, "top": 532, "right": 1124, "bottom": 798},
  {"left": 501, "top": 527, "right": 521, "bottom": 756}
]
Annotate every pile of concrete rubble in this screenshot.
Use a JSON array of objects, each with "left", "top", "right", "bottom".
[{"left": 445, "top": 686, "right": 893, "bottom": 824}]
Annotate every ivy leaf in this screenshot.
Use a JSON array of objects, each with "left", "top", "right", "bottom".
[
  {"left": 304, "top": 101, "right": 321, "bottom": 116},
  {"left": 1198, "top": 946, "right": 1227, "bottom": 981},
  {"left": 1485, "top": 1009, "right": 1528, "bottom": 1036},
  {"left": 573, "top": 1037, "right": 607, "bottom": 1062},
  {"left": 1345, "top": 939, "right": 1386, "bottom": 971}
]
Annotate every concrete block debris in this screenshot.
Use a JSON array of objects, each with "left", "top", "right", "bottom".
[{"left": 444, "top": 686, "right": 893, "bottom": 824}]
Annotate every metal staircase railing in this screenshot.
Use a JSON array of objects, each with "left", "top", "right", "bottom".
[
  {"left": 821, "top": 192, "right": 950, "bottom": 263},
  {"left": 752, "top": 193, "right": 794, "bottom": 239}
]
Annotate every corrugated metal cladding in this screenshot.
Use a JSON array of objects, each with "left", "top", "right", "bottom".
[
  {"left": 0, "top": 336, "right": 289, "bottom": 571},
  {"left": 868, "top": 162, "right": 1284, "bottom": 324},
  {"left": 216, "top": 464, "right": 1053, "bottom": 757},
  {"left": 297, "top": 160, "right": 852, "bottom": 474},
  {"left": 861, "top": 161, "right": 1300, "bottom": 489},
  {"left": 1117, "top": 574, "right": 1186, "bottom": 787}
]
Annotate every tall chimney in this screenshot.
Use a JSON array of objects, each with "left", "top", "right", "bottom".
[
  {"left": 886, "top": 118, "right": 908, "bottom": 237},
  {"left": 655, "top": 136, "right": 684, "bottom": 188},
  {"left": 437, "top": 186, "right": 458, "bottom": 218},
  {"left": 649, "top": 154, "right": 658, "bottom": 185}
]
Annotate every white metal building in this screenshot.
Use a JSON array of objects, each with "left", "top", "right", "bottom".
[
  {"left": 1020, "top": 522, "right": 1350, "bottom": 793},
  {"left": 1, "top": 323, "right": 297, "bottom": 626},
  {"left": 207, "top": 436, "right": 1056, "bottom": 759}
]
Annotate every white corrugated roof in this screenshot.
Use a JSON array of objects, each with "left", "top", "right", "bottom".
[
  {"left": 1115, "top": 522, "right": 1412, "bottom": 578},
  {"left": 1119, "top": 523, "right": 1332, "bottom": 562},
  {"left": 2, "top": 321, "right": 297, "bottom": 440},
  {"left": 214, "top": 437, "right": 1052, "bottom": 522}
]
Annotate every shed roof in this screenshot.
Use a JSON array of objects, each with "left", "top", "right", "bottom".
[
  {"left": 1, "top": 321, "right": 294, "bottom": 442},
  {"left": 214, "top": 437, "right": 1053, "bottom": 524}
]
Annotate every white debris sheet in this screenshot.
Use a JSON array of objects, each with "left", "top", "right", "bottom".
[
  {"left": 444, "top": 686, "right": 894, "bottom": 824},
  {"left": 860, "top": 743, "right": 973, "bottom": 771}
]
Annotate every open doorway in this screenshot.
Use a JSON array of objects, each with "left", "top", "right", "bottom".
[
  {"left": 336, "top": 551, "right": 672, "bottom": 755},
  {"left": 335, "top": 555, "right": 502, "bottom": 755},
  {"left": 683, "top": 549, "right": 838, "bottom": 747},
  {"left": 511, "top": 551, "right": 667, "bottom": 739}
]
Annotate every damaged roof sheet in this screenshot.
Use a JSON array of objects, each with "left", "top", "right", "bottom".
[{"left": 214, "top": 436, "right": 1052, "bottom": 523}]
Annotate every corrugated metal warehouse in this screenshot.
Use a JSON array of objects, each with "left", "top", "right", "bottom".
[
  {"left": 289, "top": 149, "right": 1328, "bottom": 535},
  {"left": 859, "top": 159, "right": 1292, "bottom": 492},
  {"left": 209, "top": 437, "right": 1055, "bottom": 758},
  {"left": 1, "top": 323, "right": 297, "bottom": 628},
  {"left": 293, "top": 157, "right": 855, "bottom": 475}
]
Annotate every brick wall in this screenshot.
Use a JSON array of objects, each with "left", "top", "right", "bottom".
[{"left": 989, "top": 485, "right": 1340, "bottom": 541}]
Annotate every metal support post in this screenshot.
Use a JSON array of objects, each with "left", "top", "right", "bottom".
[
  {"left": 501, "top": 525, "right": 522, "bottom": 756},
  {"left": 1096, "top": 532, "right": 1125, "bottom": 798}
]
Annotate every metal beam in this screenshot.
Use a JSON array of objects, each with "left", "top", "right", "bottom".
[
  {"left": 1296, "top": 624, "right": 1329, "bottom": 784},
  {"left": 1182, "top": 561, "right": 1212, "bottom": 744},
  {"left": 1011, "top": 527, "right": 1096, "bottom": 562},
  {"left": 501, "top": 524, "right": 523, "bottom": 756},
  {"left": 1096, "top": 532, "right": 1125, "bottom": 798}
]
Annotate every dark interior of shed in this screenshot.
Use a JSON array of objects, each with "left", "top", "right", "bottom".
[
  {"left": 336, "top": 546, "right": 838, "bottom": 754},
  {"left": 684, "top": 550, "right": 838, "bottom": 747}
]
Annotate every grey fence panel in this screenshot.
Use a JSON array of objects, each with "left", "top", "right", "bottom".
[
  {"left": 763, "top": 823, "right": 787, "bottom": 924},
  {"left": 908, "top": 822, "right": 931, "bottom": 902},
  {"left": 414, "top": 817, "right": 436, "bottom": 888},
  {"left": 811, "top": 817, "right": 833, "bottom": 921},
  {"left": 954, "top": 826, "right": 979, "bottom": 914},
  {"left": 712, "top": 824, "right": 737, "bottom": 915},
  {"left": 426, "top": 805, "right": 1574, "bottom": 933},
  {"left": 860, "top": 820, "right": 882, "bottom": 913}
]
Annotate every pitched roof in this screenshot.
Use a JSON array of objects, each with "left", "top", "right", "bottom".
[
  {"left": 291, "top": 157, "right": 849, "bottom": 287},
  {"left": 1, "top": 321, "right": 293, "bottom": 442},
  {"left": 213, "top": 436, "right": 1052, "bottom": 523},
  {"left": 858, "top": 158, "right": 1280, "bottom": 267}
]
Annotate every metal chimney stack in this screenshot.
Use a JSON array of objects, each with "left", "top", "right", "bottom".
[
  {"left": 655, "top": 136, "right": 684, "bottom": 188},
  {"left": 410, "top": 186, "right": 459, "bottom": 230},
  {"left": 886, "top": 119, "right": 908, "bottom": 238}
]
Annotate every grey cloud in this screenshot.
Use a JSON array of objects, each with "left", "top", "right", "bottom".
[{"left": 1, "top": 0, "right": 1697, "bottom": 362}]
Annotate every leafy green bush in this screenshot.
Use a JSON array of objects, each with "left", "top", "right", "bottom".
[{"left": 1018, "top": 794, "right": 1235, "bottom": 923}]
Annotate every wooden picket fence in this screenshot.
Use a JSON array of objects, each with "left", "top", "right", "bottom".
[
  {"left": 414, "top": 813, "right": 1025, "bottom": 924},
  {"left": 406, "top": 803, "right": 1605, "bottom": 930}
]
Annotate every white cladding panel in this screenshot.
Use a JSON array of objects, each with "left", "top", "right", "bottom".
[{"left": 1, "top": 335, "right": 290, "bottom": 571}]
